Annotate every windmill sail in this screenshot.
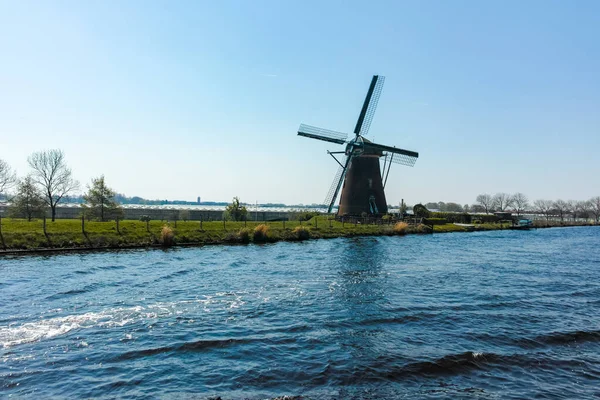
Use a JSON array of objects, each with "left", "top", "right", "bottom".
[
  {"left": 384, "top": 152, "right": 418, "bottom": 167},
  {"left": 323, "top": 154, "right": 350, "bottom": 213},
  {"left": 354, "top": 75, "right": 385, "bottom": 136},
  {"left": 298, "top": 124, "right": 348, "bottom": 145},
  {"left": 363, "top": 141, "right": 419, "bottom": 167}
]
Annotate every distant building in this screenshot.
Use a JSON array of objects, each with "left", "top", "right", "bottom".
[
  {"left": 197, "top": 196, "right": 201, "bottom": 204},
  {"left": 494, "top": 211, "right": 513, "bottom": 220}
]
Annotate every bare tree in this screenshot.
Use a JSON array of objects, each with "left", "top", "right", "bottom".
[
  {"left": 511, "top": 193, "right": 529, "bottom": 216},
  {"left": 572, "top": 200, "right": 590, "bottom": 222},
  {"left": 493, "top": 193, "right": 513, "bottom": 212},
  {"left": 0, "top": 159, "right": 17, "bottom": 197},
  {"left": 476, "top": 194, "right": 493, "bottom": 214},
  {"left": 533, "top": 199, "right": 553, "bottom": 222},
  {"left": 552, "top": 199, "right": 569, "bottom": 222},
  {"left": 589, "top": 197, "right": 600, "bottom": 223},
  {"left": 28, "top": 149, "right": 79, "bottom": 222}
]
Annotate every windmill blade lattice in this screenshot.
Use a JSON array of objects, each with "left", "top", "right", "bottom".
[
  {"left": 323, "top": 154, "right": 348, "bottom": 210},
  {"left": 356, "top": 75, "right": 385, "bottom": 136},
  {"left": 298, "top": 124, "right": 348, "bottom": 145},
  {"left": 363, "top": 141, "right": 419, "bottom": 158},
  {"left": 383, "top": 151, "right": 418, "bottom": 167}
]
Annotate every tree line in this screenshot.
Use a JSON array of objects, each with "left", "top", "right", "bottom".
[
  {"left": 0, "top": 150, "right": 122, "bottom": 222},
  {"left": 472, "top": 192, "right": 600, "bottom": 222},
  {"left": 416, "top": 193, "right": 599, "bottom": 222}
]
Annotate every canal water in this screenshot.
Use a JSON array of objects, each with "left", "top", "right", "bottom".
[{"left": 1, "top": 227, "right": 599, "bottom": 398}]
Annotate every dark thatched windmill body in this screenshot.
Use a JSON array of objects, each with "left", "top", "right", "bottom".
[{"left": 297, "top": 75, "right": 419, "bottom": 216}]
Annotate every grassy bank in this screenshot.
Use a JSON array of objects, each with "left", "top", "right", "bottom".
[{"left": 0, "top": 217, "right": 591, "bottom": 253}]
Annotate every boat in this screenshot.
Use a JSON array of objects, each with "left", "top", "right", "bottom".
[{"left": 510, "top": 219, "right": 534, "bottom": 230}]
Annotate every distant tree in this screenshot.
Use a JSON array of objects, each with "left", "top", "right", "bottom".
[
  {"left": 28, "top": 149, "right": 79, "bottom": 221},
  {"left": 445, "top": 202, "right": 464, "bottom": 212},
  {"left": 475, "top": 194, "right": 493, "bottom": 214},
  {"left": 470, "top": 204, "right": 485, "bottom": 213},
  {"left": 413, "top": 203, "right": 430, "bottom": 218},
  {"left": 179, "top": 209, "right": 190, "bottom": 222},
  {"left": 437, "top": 201, "right": 446, "bottom": 211},
  {"left": 533, "top": 199, "right": 554, "bottom": 222},
  {"left": 425, "top": 202, "right": 439, "bottom": 210},
  {"left": 9, "top": 176, "right": 46, "bottom": 221},
  {"left": 82, "top": 175, "right": 123, "bottom": 221},
  {"left": 493, "top": 193, "right": 513, "bottom": 212},
  {"left": 463, "top": 204, "right": 470, "bottom": 213},
  {"left": 511, "top": 193, "right": 529, "bottom": 216},
  {"left": 588, "top": 197, "right": 600, "bottom": 223},
  {"left": 566, "top": 200, "right": 589, "bottom": 222},
  {"left": 224, "top": 197, "right": 247, "bottom": 221},
  {"left": 575, "top": 200, "right": 591, "bottom": 221},
  {"left": 0, "top": 159, "right": 17, "bottom": 199},
  {"left": 552, "top": 199, "right": 569, "bottom": 222}
]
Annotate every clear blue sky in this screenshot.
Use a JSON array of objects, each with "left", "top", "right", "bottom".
[{"left": 1, "top": 0, "right": 599, "bottom": 206}]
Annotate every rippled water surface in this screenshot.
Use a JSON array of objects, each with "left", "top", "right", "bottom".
[{"left": 2, "top": 227, "right": 600, "bottom": 399}]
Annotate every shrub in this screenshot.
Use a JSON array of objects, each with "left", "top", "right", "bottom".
[
  {"left": 238, "top": 228, "right": 251, "bottom": 244},
  {"left": 413, "top": 204, "right": 430, "bottom": 218},
  {"left": 415, "top": 223, "right": 433, "bottom": 234},
  {"left": 224, "top": 231, "right": 239, "bottom": 243},
  {"left": 292, "top": 225, "right": 310, "bottom": 241},
  {"left": 393, "top": 221, "right": 409, "bottom": 235},
  {"left": 160, "top": 225, "right": 175, "bottom": 247},
  {"left": 253, "top": 224, "right": 271, "bottom": 242},
  {"left": 139, "top": 215, "right": 151, "bottom": 222}
]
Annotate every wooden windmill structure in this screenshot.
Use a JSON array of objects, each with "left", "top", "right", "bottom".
[{"left": 297, "top": 75, "right": 419, "bottom": 216}]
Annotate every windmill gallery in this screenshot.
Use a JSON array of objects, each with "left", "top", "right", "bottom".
[{"left": 297, "top": 75, "right": 419, "bottom": 217}]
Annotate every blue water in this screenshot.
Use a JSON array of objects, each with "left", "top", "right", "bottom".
[{"left": 1, "top": 227, "right": 600, "bottom": 399}]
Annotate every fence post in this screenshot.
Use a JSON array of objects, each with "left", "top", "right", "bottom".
[
  {"left": 223, "top": 219, "right": 226, "bottom": 231},
  {"left": 81, "top": 215, "right": 85, "bottom": 234},
  {"left": 146, "top": 219, "right": 150, "bottom": 233},
  {"left": 200, "top": 218, "right": 203, "bottom": 231},
  {"left": 342, "top": 217, "right": 345, "bottom": 228},
  {"left": 43, "top": 216, "right": 47, "bottom": 235},
  {"left": 116, "top": 219, "right": 120, "bottom": 234}
]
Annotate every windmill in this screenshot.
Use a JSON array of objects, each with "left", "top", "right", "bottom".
[{"left": 297, "top": 75, "right": 419, "bottom": 216}]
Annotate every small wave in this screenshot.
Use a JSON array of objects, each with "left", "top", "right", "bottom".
[
  {"left": 45, "top": 283, "right": 103, "bottom": 300},
  {"left": 532, "top": 330, "right": 600, "bottom": 346},
  {"left": 98, "top": 264, "right": 126, "bottom": 271},
  {"left": 113, "top": 338, "right": 254, "bottom": 361},
  {"left": 157, "top": 268, "right": 193, "bottom": 281},
  {"left": 399, "top": 351, "right": 496, "bottom": 376},
  {"left": 359, "top": 313, "right": 434, "bottom": 326}
]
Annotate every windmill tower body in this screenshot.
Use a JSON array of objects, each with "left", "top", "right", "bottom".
[
  {"left": 297, "top": 75, "right": 419, "bottom": 216},
  {"left": 338, "top": 143, "right": 387, "bottom": 215}
]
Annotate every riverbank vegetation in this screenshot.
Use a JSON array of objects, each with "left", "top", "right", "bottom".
[{"left": 1, "top": 216, "right": 590, "bottom": 253}]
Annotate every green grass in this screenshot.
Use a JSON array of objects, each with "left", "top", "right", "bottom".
[{"left": 0, "top": 217, "right": 515, "bottom": 252}]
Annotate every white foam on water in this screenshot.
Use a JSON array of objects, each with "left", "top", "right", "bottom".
[{"left": 1, "top": 293, "right": 247, "bottom": 348}]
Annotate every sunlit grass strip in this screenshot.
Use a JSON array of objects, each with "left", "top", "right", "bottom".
[{"left": 0, "top": 217, "right": 538, "bottom": 252}]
